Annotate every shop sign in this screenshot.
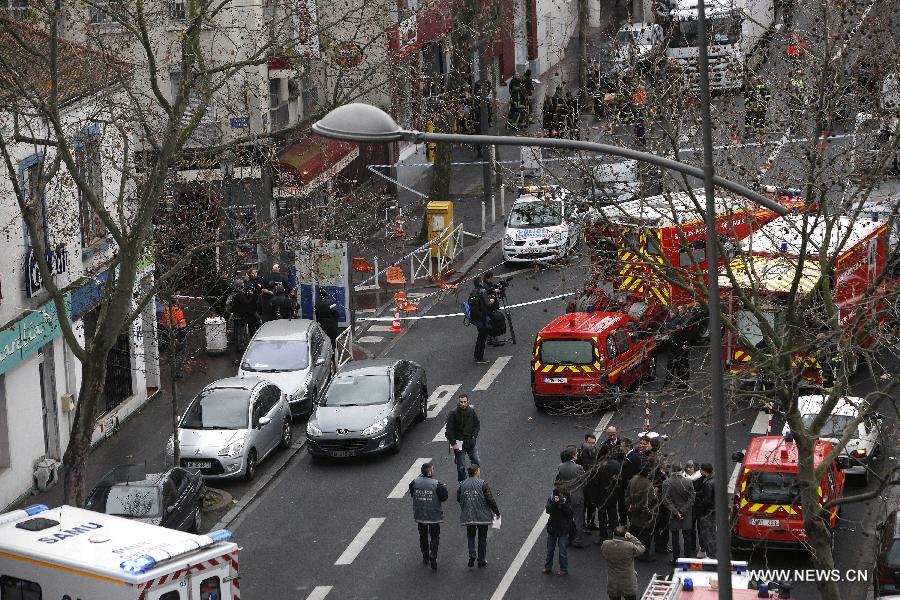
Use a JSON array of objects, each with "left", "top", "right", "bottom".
[{"left": 0, "top": 294, "right": 71, "bottom": 376}]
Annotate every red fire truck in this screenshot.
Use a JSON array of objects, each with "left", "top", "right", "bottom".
[
  {"left": 720, "top": 214, "right": 891, "bottom": 384},
  {"left": 577, "top": 188, "right": 811, "bottom": 335},
  {"left": 731, "top": 433, "right": 845, "bottom": 549}
]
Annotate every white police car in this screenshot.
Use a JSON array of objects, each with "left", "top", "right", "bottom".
[{"left": 502, "top": 186, "right": 582, "bottom": 263}]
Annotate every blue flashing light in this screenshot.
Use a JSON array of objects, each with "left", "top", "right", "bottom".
[
  {"left": 683, "top": 577, "right": 694, "bottom": 591},
  {"left": 758, "top": 582, "right": 770, "bottom": 597},
  {"left": 208, "top": 530, "right": 232, "bottom": 543},
  {"left": 120, "top": 555, "right": 157, "bottom": 574},
  {"left": 784, "top": 430, "right": 794, "bottom": 443},
  {"left": 735, "top": 564, "right": 747, "bottom": 574},
  {"left": 24, "top": 504, "right": 48, "bottom": 516}
]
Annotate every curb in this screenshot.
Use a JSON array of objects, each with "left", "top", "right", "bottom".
[{"left": 211, "top": 438, "right": 306, "bottom": 532}]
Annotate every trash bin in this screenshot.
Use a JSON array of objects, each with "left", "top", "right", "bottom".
[
  {"left": 426, "top": 200, "right": 454, "bottom": 257},
  {"left": 205, "top": 317, "right": 227, "bottom": 353}
]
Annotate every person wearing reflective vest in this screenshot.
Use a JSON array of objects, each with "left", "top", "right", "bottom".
[
  {"left": 409, "top": 462, "right": 449, "bottom": 570},
  {"left": 162, "top": 302, "right": 188, "bottom": 379},
  {"left": 458, "top": 465, "right": 501, "bottom": 568}
]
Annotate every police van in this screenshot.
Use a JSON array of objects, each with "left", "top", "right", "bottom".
[
  {"left": 0, "top": 504, "right": 240, "bottom": 600},
  {"left": 503, "top": 185, "right": 583, "bottom": 263}
]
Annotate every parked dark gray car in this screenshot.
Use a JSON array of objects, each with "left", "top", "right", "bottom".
[{"left": 306, "top": 359, "right": 428, "bottom": 458}]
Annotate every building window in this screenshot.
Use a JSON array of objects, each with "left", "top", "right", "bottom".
[
  {"left": 84, "top": 309, "right": 134, "bottom": 413},
  {"left": 76, "top": 135, "right": 107, "bottom": 248},
  {"left": 170, "top": 0, "right": 186, "bottom": 20},
  {"left": 89, "top": 0, "right": 125, "bottom": 24},
  {"left": 1, "top": 0, "right": 29, "bottom": 20}
]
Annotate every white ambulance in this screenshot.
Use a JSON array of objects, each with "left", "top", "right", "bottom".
[{"left": 0, "top": 504, "right": 240, "bottom": 600}]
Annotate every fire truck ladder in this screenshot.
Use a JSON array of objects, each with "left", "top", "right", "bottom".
[{"left": 641, "top": 576, "right": 680, "bottom": 600}]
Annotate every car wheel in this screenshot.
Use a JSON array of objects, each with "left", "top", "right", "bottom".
[
  {"left": 533, "top": 395, "right": 547, "bottom": 411},
  {"left": 858, "top": 468, "right": 870, "bottom": 486},
  {"left": 190, "top": 504, "right": 202, "bottom": 533},
  {"left": 280, "top": 419, "right": 293, "bottom": 449},
  {"left": 390, "top": 422, "right": 402, "bottom": 454},
  {"left": 244, "top": 449, "right": 257, "bottom": 481},
  {"left": 416, "top": 388, "right": 428, "bottom": 422}
]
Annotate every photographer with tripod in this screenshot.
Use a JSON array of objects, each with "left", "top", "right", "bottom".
[{"left": 476, "top": 272, "right": 509, "bottom": 347}]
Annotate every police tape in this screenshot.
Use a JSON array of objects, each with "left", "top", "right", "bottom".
[{"left": 357, "top": 291, "right": 575, "bottom": 321}]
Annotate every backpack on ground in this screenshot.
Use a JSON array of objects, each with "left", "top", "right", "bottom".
[{"left": 489, "top": 308, "right": 506, "bottom": 336}]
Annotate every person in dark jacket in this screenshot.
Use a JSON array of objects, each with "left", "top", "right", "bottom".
[
  {"left": 577, "top": 434, "right": 600, "bottom": 531},
  {"left": 542, "top": 95, "right": 554, "bottom": 137},
  {"left": 661, "top": 463, "right": 696, "bottom": 562},
  {"left": 542, "top": 486, "right": 574, "bottom": 575},
  {"left": 625, "top": 466, "right": 656, "bottom": 562},
  {"left": 470, "top": 282, "right": 497, "bottom": 363},
  {"left": 618, "top": 438, "right": 641, "bottom": 525},
  {"left": 445, "top": 394, "right": 481, "bottom": 482},
  {"left": 266, "top": 263, "right": 291, "bottom": 293},
  {"left": 409, "top": 462, "right": 449, "bottom": 570},
  {"left": 598, "top": 425, "right": 624, "bottom": 462},
  {"left": 594, "top": 456, "right": 622, "bottom": 544},
  {"left": 458, "top": 465, "right": 500, "bottom": 568},
  {"left": 265, "top": 284, "right": 292, "bottom": 321},
  {"left": 694, "top": 463, "right": 717, "bottom": 558},
  {"left": 556, "top": 446, "right": 587, "bottom": 547},
  {"left": 565, "top": 90, "right": 579, "bottom": 140},
  {"left": 229, "top": 282, "right": 261, "bottom": 360},
  {"left": 314, "top": 288, "right": 340, "bottom": 347}
]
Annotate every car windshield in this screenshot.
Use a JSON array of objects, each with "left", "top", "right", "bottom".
[
  {"left": 321, "top": 374, "right": 391, "bottom": 406},
  {"left": 242, "top": 339, "right": 309, "bottom": 372},
  {"left": 508, "top": 201, "right": 564, "bottom": 228},
  {"left": 886, "top": 539, "right": 900, "bottom": 569},
  {"left": 540, "top": 340, "right": 594, "bottom": 365},
  {"left": 735, "top": 307, "right": 784, "bottom": 349},
  {"left": 181, "top": 388, "right": 249, "bottom": 429},
  {"left": 86, "top": 484, "right": 162, "bottom": 519},
  {"left": 802, "top": 413, "right": 856, "bottom": 438},
  {"left": 671, "top": 14, "right": 740, "bottom": 48},
  {"left": 746, "top": 471, "right": 801, "bottom": 505}
]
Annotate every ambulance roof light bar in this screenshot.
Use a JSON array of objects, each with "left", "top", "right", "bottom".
[
  {"left": 763, "top": 185, "right": 803, "bottom": 197},
  {"left": 0, "top": 504, "right": 48, "bottom": 527},
  {"left": 674, "top": 559, "right": 748, "bottom": 574},
  {"left": 119, "top": 530, "right": 233, "bottom": 574}
]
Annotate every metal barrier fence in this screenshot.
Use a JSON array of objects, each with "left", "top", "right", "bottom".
[{"left": 335, "top": 326, "right": 354, "bottom": 368}]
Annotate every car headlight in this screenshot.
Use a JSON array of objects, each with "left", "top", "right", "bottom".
[
  {"left": 218, "top": 436, "right": 246, "bottom": 458},
  {"left": 166, "top": 435, "right": 174, "bottom": 458},
  {"left": 362, "top": 417, "right": 390, "bottom": 437},
  {"left": 549, "top": 230, "right": 564, "bottom": 243},
  {"left": 307, "top": 421, "right": 322, "bottom": 437},
  {"left": 850, "top": 448, "right": 867, "bottom": 458},
  {"left": 504, "top": 234, "right": 515, "bottom": 246}
]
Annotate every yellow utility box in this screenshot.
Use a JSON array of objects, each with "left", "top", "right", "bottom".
[{"left": 426, "top": 200, "right": 454, "bottom": 257}]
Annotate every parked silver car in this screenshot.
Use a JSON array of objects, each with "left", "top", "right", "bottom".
[
  {"left": 168, "top": 377, "right": 292, "bottom": 481},
  {"left": 238, "top": 319, "right": 334, "bottom": 418}
]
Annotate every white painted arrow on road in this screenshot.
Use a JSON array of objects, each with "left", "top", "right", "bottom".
[{"left": 427, "top": 384, "right": 461, "bottom": 419}]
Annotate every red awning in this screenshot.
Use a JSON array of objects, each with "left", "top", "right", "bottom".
[{"left": 277, "top": 136, "right": 357, "bottom": 190}]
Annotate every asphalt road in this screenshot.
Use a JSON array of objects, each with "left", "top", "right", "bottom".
[{"left": 227, "top": 242, "right": 900, "bottom": 600}]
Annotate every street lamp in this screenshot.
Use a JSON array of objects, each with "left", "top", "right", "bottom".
[{"left": 313, "top": 103, "right": 786, "bottom": 599}]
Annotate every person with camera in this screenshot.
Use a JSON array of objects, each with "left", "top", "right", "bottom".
[
  {"left": 409, "top": 462, "right": 449, "bottom": 571},
  {"left": 477, "top": 272, "right": 508, "bottom": 347},
  {"left": 542, "top": 485, "right": 574, "bottom": 576},
  {"left": 600, "top": 526, "right": 646, "bottom": 600},
  {"left": 468, "top": 277, "right": 498, "bottom": 364}
]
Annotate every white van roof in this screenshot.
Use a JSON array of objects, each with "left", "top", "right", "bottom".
[{"left": 0, "top": 505, "right": 235, "bottom": 585}]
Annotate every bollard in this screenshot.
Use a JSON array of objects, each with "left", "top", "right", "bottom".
[
  {"left": 481, "top": 202, "right": 486, "bottom": 233},
  {"left": 500, "top": 186, "right": 506, "bottom": 214},
  {"left": 644, "top": 393, "right": 651, "bottom": 431},
  {"left": 491, "top": 193, "right": 496, "bottom": 223}
]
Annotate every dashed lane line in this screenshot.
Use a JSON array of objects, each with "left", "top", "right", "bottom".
[
  {"left": 489, "top": 511, "right": 550, "bottom": 600},
  {"left": 427, "top": 384, "right": 462, "bottom": 419},
  {"left": 357, "top": 336, "right": 385, "bottom": 344},
  {"left": 728, "top": 463, "right": 742, "bottom": 495},
  {"left": 334, "top": 518, "right": 386, "bottom": 565},
  {"left": 473, "top": 356, "right": 512, "bottom": 391},
  {"left": 750, "top": 410, "right": 770, "bottom": 435},
  {"left": 593, "top": 411, "right": 614, "bottom": 439},
  {"left": 305, "top": 586, "right": 333, "bottom": 600},
  {"left": 387, "top": 458, "right": 433, "bottom": 499}
]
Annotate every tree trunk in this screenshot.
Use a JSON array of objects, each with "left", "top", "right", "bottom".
[
  {"left": 62, "top": 357, "right": 108, "bottom": 507},
  {"left": 578, "top": 0, "right": 590, "bottom": 102},
  {"left": 430, "top": 143, "right": 452, "bottom": 200}
]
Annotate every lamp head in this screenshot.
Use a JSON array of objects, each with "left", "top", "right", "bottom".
[{"left": 311, "top": 103, "right": 406, "bottom": 142}]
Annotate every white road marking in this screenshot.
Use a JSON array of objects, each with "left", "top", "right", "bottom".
[
  {"left": 357, "top": 336, "right": 385, "bottom": 343},
  {"left": 593, "top": 411, "right": 614, "bottom": 439},
  {"left": 728, "top": 463, "right": 742, "bottom": 495},
  {"left": 388, "top": 458, "right": 433, "bottom": 499},
  {"left": 433, "top": 426, "right": 448, "bottom": 443},
  {"left": 750, "top": 410, "right": 770, "bottom": 435},
  {"left": 305, "top": 586, "right": 333, "bottom": 600},
  {"left": 489, "top": 512, "right": 550, "bottom": 600},
  {"left": 427, "top": 384, "right": 462, "bottom": 418},
  {"left": 334, "top": 518, "right": 386, "bottom": 565},
  {"left": 367, "top": 325, "right": 393, "bottom": 332},
  {"left": 473, "top": 355, "right": 512, "bottom": 391}
]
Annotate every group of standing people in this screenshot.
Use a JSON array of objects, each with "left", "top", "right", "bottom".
[
  {"left": 542, "top": 85, "right": 581, "bottom": 140},
  {"left": 455, "top": 80, "right": 495, "bottom": 158},
  {"left": 543, "top": 427, "right": 717, "bottom": 599},
  {"left": 506, "top": 70, "right": 535, "bottom": 130},
  {"left": 408, "top": 394, "right": 501, "bottom": 571}
]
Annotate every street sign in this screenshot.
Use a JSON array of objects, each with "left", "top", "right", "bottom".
[{"left": 229, "top": 116, "right": 249, "bottom": 129}]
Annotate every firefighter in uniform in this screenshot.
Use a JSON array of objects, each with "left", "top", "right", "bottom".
[
  {"left": 744, "top": 77, "right": 770, "bottom": 135},
  {"left": 162, "top": 301, "right": 188, "bottom": 379},
  {"left": 788, "top": 71, "right": 806, "bottom": 132}
]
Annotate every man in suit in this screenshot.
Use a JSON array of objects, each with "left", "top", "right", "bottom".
[
  {"left": 662, "top": 463, "right": 697, "bottom": 563},
  {"left": 618, "top": 438, "right": 642, "bottom": 525},
  {"left": 577, "top": 434, "right": 600, "bottom": 531},
  {"left": 598, "top": 425, "right": 623, "bottom": 461},
  {"left": 556, "top": 446, "right": 587, "bottom": 547}
]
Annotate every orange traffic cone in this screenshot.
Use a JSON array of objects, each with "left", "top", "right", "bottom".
[{"left": 389, "top": 309, "right": 403, "bottom": 332}]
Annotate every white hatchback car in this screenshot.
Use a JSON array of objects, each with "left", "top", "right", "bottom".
[
  {"left": 502, "top": 186, "right": 582, "bottom": 263},
  {"left": 782, "top": 394, "right": 882, "bottom": 485}
]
